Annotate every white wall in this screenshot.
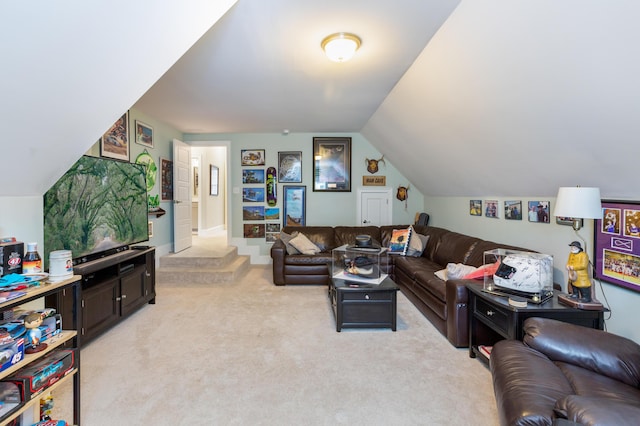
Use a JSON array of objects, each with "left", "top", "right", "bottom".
[{"left": 426, "top": 195, "right": 640, "bottom": 344}]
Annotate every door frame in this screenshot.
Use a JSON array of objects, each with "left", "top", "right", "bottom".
[{"left": 357, "top": 187, "right": 393, "bottom": 226}]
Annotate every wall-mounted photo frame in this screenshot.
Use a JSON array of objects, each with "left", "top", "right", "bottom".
[
  {"left": 594, "top": 200, "right": 640, "bottom": 293},
  {"left": 528, "top": 201, "right": 550, "bottom": 223},
  {"left": 160, "top": 157, "right": 173, "bottom": 201},
  {"left": 241, "top": 149, "right": 265, "bottom": 166},
  {"left": 485, "top": 200, "right": 499, "bottom": 218},
  {"left": 504, "top": 200, "right": 522, "bottom": 220},
  {"left": 470, "top": 200, "right": 482, "bottom": 216},
  {"left": 134, "top": 120, "right": 153, "bottom": 148},
  {"left": 283, "top": 185, "right": 306, "bottom": 226},
  {"left": 313, "top": 137, "right": 351, "bottom": 192},
  {"left": 148, "top": 221, "right": 153, "bottom": 238},
  {"left": 265, "top": 207, "right": 280, "bottom": 220},
  {"left": 243, "top": 206, "right": 264, "bottom": 221},
  {"left": 278, "top": 151, "right": 302, "bottom": 183},
  {"left": 242, "top": 187, "right": 265, "bottom": 202},
  {"left": 244, "top": 223, "right": 265, "bottom": 238},
  {"left": 100, "top": 111, "right": 129, "bottom": 161},
  {"left": 210, "top": 165, "right": 219, "bottom": 196},
  {"left": 242, "top": 169, "right": 264, "bottom": 184}
]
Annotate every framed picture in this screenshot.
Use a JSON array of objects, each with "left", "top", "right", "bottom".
[
  {"left": 193, "top": 166, "right": 199, "bottom": 196},
  {"left": 594, "top": 200, "right": 640, "bottom": 293},
  {"left": 210, "top": 165, "right": 219, "bottom": 196},
  {"left": 278, "top": 151, "right": 302, "bottom": 183},
  {"left": 243, "top": 223, "right": 265, "bottom": 238},
  {"left": 242, "top": 187, "right": 265, "bottom": 202},
  {"left": 283, "top": 185, "right": 306, "bottom": 226},
  {"left": 242, "top": 169, "right": 264, "bottom": 184},
  {"left": 470, "top": 200, "right": 482, "bottom": 216},
  {"left": 241, "top": 149, "right": 265, "bottom": 166},
  {"left": 148, "top": 221, "right": 153, "bottom": 238},
  {"left": 504, "top": 200, "right": 522, "bottom": 220},
  {"left": 160, "top": 157, "right": 173, "bottom": 201},
  {"left": 100, "top": 111, "right": 129, "bottom": 161},
  {"left": 134, "top": 120, "right": 153, "bottom": 148},
  {"left": 266, "top": 223, "right": 281, "bottom": 233},
  {"left": 485, "top": 200, "right": 499, "bottom": 218},
  {"left": 528, "top": 201, "right": 551, "bottom": 223},
  {"left": 243, "top": 206, "right": 265, "bottom": 221},
  {"left": 313, "top": 137, "right": 351, "bottom": 192},
  {"left": 265, "top": 207, "right": 280, "bottom": 220}
]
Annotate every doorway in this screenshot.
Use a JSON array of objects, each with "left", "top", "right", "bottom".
[{"left": 189, "top": 142, "right": 230, "bottom": 246}]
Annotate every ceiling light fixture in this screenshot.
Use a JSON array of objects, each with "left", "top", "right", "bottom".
[{"left": 321, "top": 32, "right": 361, "bottom": 62}]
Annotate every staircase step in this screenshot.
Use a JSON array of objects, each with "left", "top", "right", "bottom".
[
  {"left": 159, "top": 245, "right": 238, "bottom": 269},
  {"left": 157, "top": 255, "right": 250, "bottom": 284}
]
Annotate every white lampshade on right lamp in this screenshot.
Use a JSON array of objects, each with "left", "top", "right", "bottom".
[{"left": 553, "top": 187, "right": 602, "bottom": 231}]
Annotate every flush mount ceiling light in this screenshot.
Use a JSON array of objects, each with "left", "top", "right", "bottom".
[{"left": 321, "top": 32, "right": 361, "bottom": 62}]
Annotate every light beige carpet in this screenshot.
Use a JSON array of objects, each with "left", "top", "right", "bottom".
[{"left": 53, "top": 266, "right": 499, "bottom": 425}]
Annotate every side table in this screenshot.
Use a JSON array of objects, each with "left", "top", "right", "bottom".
[{"left": 467, "top": 284, "right": 605, "bottom": 365}]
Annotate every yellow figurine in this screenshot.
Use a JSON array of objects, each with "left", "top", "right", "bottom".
[{"left": 566, "top": 241, "right": 591, "bottom": 302}]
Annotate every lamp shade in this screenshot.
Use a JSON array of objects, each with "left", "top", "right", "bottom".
[
  {"left": 321, "top": 33, "right": 361, "bottom": 62},
  {"left": 553, "top": 187, "right": 602, "bottom": 219}
]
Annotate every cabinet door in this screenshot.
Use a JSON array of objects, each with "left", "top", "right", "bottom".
[
  {"left": 83, "top": 276, "right": 120, "bottom": 343},
  {"left": 121, "top": 265, "right": 147, "bottom": 316}
]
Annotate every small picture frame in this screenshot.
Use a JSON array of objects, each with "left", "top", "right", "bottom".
[
  {"left": 242, "top": 187, "right": 265, "bottom": 202},
  {"left": 241, "top": 149, "right": 265, "bottom": 166},
  {"left": 278, "top": 151, "right": 302, "bottom": 183},
  {"left": 528, "top": 201, "right": 551, "bottom": 223},
  {"left": 244, "top": 223, "right": 265, "bottom": 238},
  {"left": 504, "top": 200, "right": 523, "bottom": 220},
  {"left": 100, "top": 111, "right": 129, "bottom": 161},
  {"left": 265, "top": 207, "right": 280, "bottom": 220},
  {"left": 242, "top": 169, "right": 265, "bottom": 184},
  {"left": 160, "top": 157, "right": 173, "bottom": 201},
  {"left": 485, "top": 200, "right": 499, "bottom": 218},
  {"left": 243, "top": 206, "right": 265, "bottom": 220},
  {"left": 148, "top": 221, "right": 154, "bottom": 238},
  {"left": 470, "top": 200, "right": 482, "bottom": 216},
  {"left": 134, "top": 120, "right": 154, "bottom": 148},
  {"left": 210, "top": 165, "right": 219, "bottom": 196}
]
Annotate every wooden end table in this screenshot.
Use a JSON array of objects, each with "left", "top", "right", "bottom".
[
  {"left": 329, "top": 275, "right": 399, "bottom": 332},
  {"left": 467, "top": 283, "right": 606, "bottom": 365}
]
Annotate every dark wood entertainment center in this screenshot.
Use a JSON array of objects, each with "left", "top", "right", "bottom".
[{"left": 49, "top": 247, "right": 156, "bottom": 347}]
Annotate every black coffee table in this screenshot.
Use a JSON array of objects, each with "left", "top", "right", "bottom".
[{"left": 328, "top": 275, "right": 399, "bottom": 332}]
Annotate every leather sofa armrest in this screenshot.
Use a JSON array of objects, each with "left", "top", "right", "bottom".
[
  {"left": 445, "top": 278, "right": 483, "bottom": 347},
  {"left": 270, "top": 239, "right": 286, "bottom": 285},
  {"left": 524, "top": 317, "right": 640, "bottom": 387},
  {"left": 555, "top": 395, "right": 640, "bottom": 426}
]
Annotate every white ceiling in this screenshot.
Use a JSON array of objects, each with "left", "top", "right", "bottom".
[
  {"left": 3, "top": 0, "right": 640, "bottom": 200},
  {"left": 134, "top": 0, "right": 460, "bottom": 133}
]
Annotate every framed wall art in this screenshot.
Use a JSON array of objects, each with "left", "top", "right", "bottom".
[
  {"left": 100, "top": 111, "right": 129, "bottom": 161},
  {"left": 594, "top": 200, "right": 640, "bottom": 293},
  {"left": 283, "top": 185, "right": 306, "bottom": 226},
  {"left": 243, "top": 206, "right": 265, "bottom": 221},
  {"left": 504, "top": 200, "right": 522, "bottom": 220},
  {"left": 278, "top": 151, "right": 302, "bottom": 183},
  {"left": 242, "top": 187, "right": 265, "bottom": 202},
  {"left": 470, "top": 200, "right": 482, "bottom": 216},
  {"left": 242, "top": 169, "right": 264, "bottom": 184},
  {"left": 312, "top": 137, "right": 351, "bottom": 192},
  {"left": 160, "top": 157, "right": 173, "bottom": 201},
  {"left": 528, "top": 201, "right": 550, "bottom": 223},
  {"left": 210, "top": 165, "right": 219, "bottom": 196},
  {"left": 134, "top": 120, "right": 153, "bottom": 148},
  {"left": 244, "top": 223, "right": 265, "bottom": 238},
  {"left": 485, "top": 200, "right": 499, "bottom": 218},
  {"left": 241, "top": 149, "right": 265, "bottom": 166}
]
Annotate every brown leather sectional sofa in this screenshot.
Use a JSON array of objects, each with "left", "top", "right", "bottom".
[
  {"left": 491, "top": 317, "right": 640, "bottom": 426},
  {"left": 270, "top": 224, "right": 529, "bottom": 347}
]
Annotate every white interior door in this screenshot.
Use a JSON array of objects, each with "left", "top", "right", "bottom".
[
  {"left": 357, "top": 188, "right": 392, "bottom": 226},
  {"left": 173, "top": 139, "right": 192, "bottom": 252}
]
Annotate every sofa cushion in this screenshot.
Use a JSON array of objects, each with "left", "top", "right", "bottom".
[
  {"left": 282, "top": 226, "right": 335, "bottom": 252},
  {"left": 388, "top": 227, "right": 412, "bottom": 254},
  {"left": 289, "top": 233, "right": 321, "bottom": 255},
  {"left": 406, "top": 229, "right": 430, "bottom": 257},
  {"left": 556, "top": 362, "right": 640, "bottom": 402},
  {"left": 554, "top": 395, "right": 640, "bottom": 426},
  {"left": 279, "top": 231, "right": 300, "bottom": 255},
  {"left": 432, "top": 232, "right": 482, "bottom": 266},
  {"left": 334, "top": 226, "right": 381, "bottom": 248}
]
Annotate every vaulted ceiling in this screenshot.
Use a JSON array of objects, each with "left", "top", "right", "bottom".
[{"left": 3, "top": 1, "right": 639, "bottom": 199}]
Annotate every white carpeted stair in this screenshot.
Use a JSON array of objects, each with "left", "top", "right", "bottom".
[{"left": 157, "top": 244, "right": 250, "bottom": 284}]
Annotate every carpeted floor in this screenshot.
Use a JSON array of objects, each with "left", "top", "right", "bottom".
[{"left": 53, "top": 266, "right": 499, "bottom": 425}]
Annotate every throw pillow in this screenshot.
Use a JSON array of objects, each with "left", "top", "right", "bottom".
[
  {"left": 388, "top": 227, "right": 412, "bottom": 255},
  {"left": 446, "top": 263, "right": 477, "bottom": 280},
  {"left": 279, "top": 231, "right": 300, "bottom": 255},
  {"left": 289, "top": 232, "right": 321, "bottom": 255},
  {"left": 406, "top": 230, "right": 430, "bottom": 257},
  {"left": 435, "top": 269, "right": 448, "bottom": 281}
]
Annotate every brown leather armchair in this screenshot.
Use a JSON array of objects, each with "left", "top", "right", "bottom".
[{"left": 490, "top": 317, "right": 640, "bottom": 426}]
